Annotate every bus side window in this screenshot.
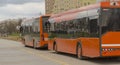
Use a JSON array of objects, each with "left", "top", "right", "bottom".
[
  {"left": 89, "top": 18, "right": 99, "bottom": 37},
  {"left": 89, "top": 19, "right": 98, "bottom": 33},
  {"left": 45, "top": 21, "right": 51, "bottom": 32}
]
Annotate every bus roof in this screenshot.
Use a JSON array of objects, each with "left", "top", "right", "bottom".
[
  {"left": 49, "top": 1, "right": 120, "bottom": 23},
  {"left": 21, "top": 15, "right": 51, "bottom": 26},
  {"left": 50, "top": 3, "right": 99, "bottom": 18}
]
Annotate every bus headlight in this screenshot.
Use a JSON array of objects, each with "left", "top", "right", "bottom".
[{"left": 102, "top": 48, "right": 114, "bottom": 51}]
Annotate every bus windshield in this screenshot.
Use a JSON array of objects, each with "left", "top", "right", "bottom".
[{"left": 101, "top": 8, "right": 120, "bottom": 34}]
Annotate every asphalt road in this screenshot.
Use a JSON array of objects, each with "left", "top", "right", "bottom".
[{"left": 0, "top": 39, "right": 120, "bottom": 65}]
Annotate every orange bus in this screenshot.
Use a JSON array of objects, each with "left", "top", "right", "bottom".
[
  {"left": 20, "top": 15, "right": 50, "bottom": 48},
  {"left": 48, "top": 1, "right": 120, "bottom": 59}
]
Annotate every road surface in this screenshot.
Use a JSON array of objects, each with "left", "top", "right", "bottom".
[{"left": 0, "top": 39, "right": 120, "bottom": 65}]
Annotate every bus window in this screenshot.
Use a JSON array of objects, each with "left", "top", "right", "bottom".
[
  {"left": 42, "top": 16, "right": 50, "bottom": 33},
  {"left": 74, "top": 18, "right": 89, "bottom": 37},
  {"left": 32, "top": 18, "right": 40, "bottom": 33},
  {"left": 50, "top": 17, "right": 100, "bottom": 38},
  {"left": 101, "top": 8, "right": 120, "bottom": 34},
  {"left": 89, "top": 18, "right": 99, "bottom": 37},
  {"left": 74, "top": 17, "right": 99, "bottom": 37}
]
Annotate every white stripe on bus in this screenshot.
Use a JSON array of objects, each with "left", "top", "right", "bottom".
[{"left": 102, "top": 44, "right": 120, "bottom": 46}]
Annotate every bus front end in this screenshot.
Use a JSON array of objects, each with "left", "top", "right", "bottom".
[
  {"left": 100, "top": 1, "right": 120, "bottom": 57},
  {"left": 102, "top": 32, "right": 120, "bottom": 57}
]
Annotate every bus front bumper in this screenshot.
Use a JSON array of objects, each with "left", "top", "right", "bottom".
[{"left": 102, "top": 48, "right": 120, "bottom": 57}]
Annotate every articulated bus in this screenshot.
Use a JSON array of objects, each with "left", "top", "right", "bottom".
[
  {"left": 20, "top": 15, "right": 50, "bottom": 48},
  {"left": 48, "top": 1, "right": 120, "bottom": 59}
]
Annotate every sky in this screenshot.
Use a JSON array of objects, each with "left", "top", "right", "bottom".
[{"left": 0, "top": 0, "right": 45, "bottom": 21}]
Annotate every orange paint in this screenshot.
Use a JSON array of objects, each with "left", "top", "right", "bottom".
[
  {"left": 102, "top": 32, "right": 120, "bottom": 56},
  {"left": 48, "top": 39, "right": 55, "bottom": 50},
  {"left": 101, "top": 1, "right": 120, "bottom": 8},
  {"left": 102, "top": 32, "right": 120, "bottom": 44},
  {"left": 79, "top": 38, "right": 100, "bottom": 58}
]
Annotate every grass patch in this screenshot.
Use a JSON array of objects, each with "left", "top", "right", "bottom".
[
  {"left": 9, "top": 33, "right": 20, "bottom": 36},
  {"left": 0, "top": 33, "right": 21, "bottom": 41}
]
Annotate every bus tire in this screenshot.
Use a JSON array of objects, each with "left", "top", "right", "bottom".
[{"left": 77, "top": 43, "right": 84, "bottom": 60}]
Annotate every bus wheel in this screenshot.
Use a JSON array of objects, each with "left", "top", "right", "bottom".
[
  {"left": 77, "top": 44, "right": 83, "bottom": 59},
  {"left": 54, "top": 44, "right": 58, "bottom": 53}
]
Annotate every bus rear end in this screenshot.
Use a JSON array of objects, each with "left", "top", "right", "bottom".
[
  {"left": 100, "top": 1, "right": 120, "bottom": 57},
  {"left": 39, "top": 15, "right": 50, "bottom": 47}
]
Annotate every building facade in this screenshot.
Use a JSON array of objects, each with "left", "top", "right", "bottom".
[
  {"left": 45, "top": 0, "right": 55, "bottom": 14},
  {"left": 80, "top": 0, "right": 96, "bottom": 7},
  {"left": 45, "top": 0, "right": 97, "bottom": 14}
]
